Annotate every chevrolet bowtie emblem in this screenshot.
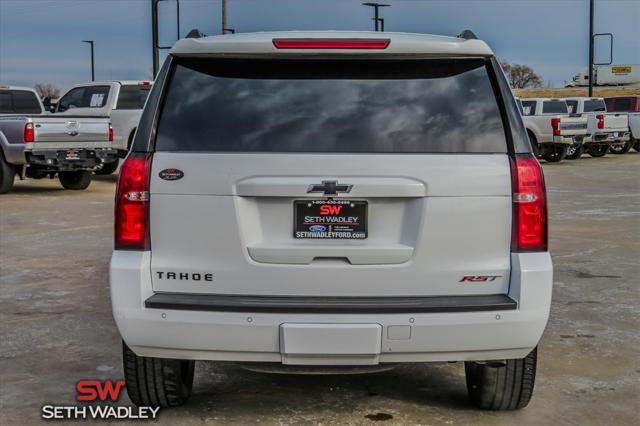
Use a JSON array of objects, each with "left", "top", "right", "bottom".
[{"left": 307, "top": 180, "right": 352, "bottom": 195}]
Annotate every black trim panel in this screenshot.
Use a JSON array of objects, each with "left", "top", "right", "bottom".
[{"left": 145, "top": 293, "right": 517, "bottom": 314}]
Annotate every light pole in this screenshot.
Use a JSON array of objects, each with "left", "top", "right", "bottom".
[
  {"left": 362, "top": 2, "right": 390, "bottom": 32},
  {"left": 221, "top": 0, "right": 234, "bottom": 34},
  {"left": 588, "top": 0, "right": 594, "bottom": 97},
  {"left": 82, "top": 40, "right": 94, "bottom": 81}
]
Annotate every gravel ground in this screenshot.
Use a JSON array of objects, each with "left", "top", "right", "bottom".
[{"left": 1, "top": 153, "right": 638, "bottom": 425}]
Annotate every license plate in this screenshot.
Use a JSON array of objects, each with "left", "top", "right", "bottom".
[
  {"left": 65, "top": 149, "right": 80, "bottom": 160},
  {"left": 294, "top": 199, "right": 367, "bottom": 239}
]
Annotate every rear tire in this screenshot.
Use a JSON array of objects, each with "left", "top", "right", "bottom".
[
  {"left": 586, "top": 144, "right": 608, "bottom": 157},
  {"left": 465, "top": 347, "right": 537, "bottom": 410},
  {"left": 541, "top": 145, "right": 567, "bottom": 163},
  {"left": 565, "top": 143, "right": 583, "bottom": 160},
  {"left": 609, "top": 141, "right": 632, "bottom": 154},
  {"left": 0, "top": 153, "right": 16, "bottom": 194},
  {"left": 58, "top": 170, "right": 92, "bottom": 190},
  {"left": 633, "top": 140, "right": 640, "bottom": 152},
  {"left": 94, "top": 158, "right": 119, "bottom": 175},
  {"left": 122, "top": 341, "right": 195, "bottom": 408}
]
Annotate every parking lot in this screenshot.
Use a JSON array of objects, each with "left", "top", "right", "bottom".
[{"left": 1, "top": 154, "right": 638, "bottom": 425}]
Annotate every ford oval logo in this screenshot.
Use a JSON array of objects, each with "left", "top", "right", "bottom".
[
  {"left": 309, "top": 225, "right": 327, "bottom": 232},
  {"left": 159, "top": 168, "right": 184, "bottom": 181}
]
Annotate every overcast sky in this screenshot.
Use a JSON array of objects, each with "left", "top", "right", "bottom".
[{"left": 1, "top": 0, "right": 639, "bottom": 93}]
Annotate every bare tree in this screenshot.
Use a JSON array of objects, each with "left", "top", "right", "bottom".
[
  {"left": 499, "top": 60, "right": 543, "bottom": 89},
  {"left": 34, "top": 83, "right": 61, "bottom": 99}
]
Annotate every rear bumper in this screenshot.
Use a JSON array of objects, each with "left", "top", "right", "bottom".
[
  {"left": 26, "top": 148, "right": 118, "bottom": 170},
  {"left": 110, "top": 252, "right": 552, "bottom": 364},
  {"left": 584, "top": 131, "right": 630, "bottom": 144},
  {"left": 145, "top": 293, "right": 517, "bottom": 314},
  {"left": 550, "top": 135, "right": 573, "bottom": 145}
]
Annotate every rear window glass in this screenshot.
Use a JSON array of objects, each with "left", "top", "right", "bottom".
[
  {"left": 57, "top": 85, "right": 110, "bottom": 112},
  {"left": 521, "top": 101, "right": 535, "bottom": 116},
  {"left": 566, "top": 100, "right": 578, "bottom": 114},
  {"left": 0, "top": 92, "right": 13, "bottom": 113},
  {"left": 116, "top": 84, "right": 151, "bottom": 109},
  {"left": 608, "top": 97, "right": 632, "bottom": 112},
  {"left": 155, "top": 58, "right": 508, "bottom": 153},
  {"left": 542, "top": 101, "right": 568, "bottom": 114},
  {"left": 0, "top": 90, "right": 42, "bottom": 114},
  {"left": 583, "top": 100, "right": 606, "bottom": 112}
]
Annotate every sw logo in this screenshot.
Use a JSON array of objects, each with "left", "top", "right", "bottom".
[
  {"left": 320, "top": 205, "right": 343, "bottom": 215},
  {"left": 459, "top": 275, "right": 502, "bottom": 282},
  {"left": 41, "top": 379, "right": 160, "bottom": 420},
  {"left": 76, "top": 379, "right": 125, "bottom": 402}
]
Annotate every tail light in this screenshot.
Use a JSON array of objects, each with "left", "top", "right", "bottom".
[
  {"left": 273, "top": 38, "right": 390, "bottom": 49},
  {"left": 550, "top": 118, "right": 561, "bottom": 136},
  {"left": 511, "top": 154, "right": 547, "bottom": 251},
  {"left": 115, "top": 153, "right": 152, "bottom": 250},
  {"left": 108, "top": 123, "right": 114, "bottom": 142},
  {"left": 24, "top": 122, "right": 34, "bottom": 142},
  {"left": 596, "top": 114, "right": 604, "bottom": 129}
]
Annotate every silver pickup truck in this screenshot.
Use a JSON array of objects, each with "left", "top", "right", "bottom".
[{"left": 0, "top": 85, "right": 116, "bottom": 193}]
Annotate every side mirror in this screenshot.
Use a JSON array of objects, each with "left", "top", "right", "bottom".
[{"left": 42, "top": 97, "right": 51, "bottom": 107}]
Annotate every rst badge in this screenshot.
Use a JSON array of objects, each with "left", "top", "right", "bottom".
[
  {"left": 459, "top": 275, "right": 502, "bottom": 282},
  {"left": 159, "top": 168, "right": 184, "bottom": 181}
]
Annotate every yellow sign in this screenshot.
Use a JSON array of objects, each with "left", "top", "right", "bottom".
[{"left": 612, "top": 66, "right": 632, "bottom": 74}]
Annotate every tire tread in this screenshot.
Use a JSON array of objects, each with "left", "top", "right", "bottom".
[
  {"left": 122, "top": 341, "right": 194, "bottom": 408},
  {"left": 465, "top": 347, "right": 537, "bottom": 410}
]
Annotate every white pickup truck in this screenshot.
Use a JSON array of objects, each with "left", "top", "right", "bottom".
[
  {"left": 54, "top": 81, "right": 152, "bottom": 174},
  {"left": 564, "top": 97, "right": 629, "bottom": 158},
  {"left": 0, "top": 85, "right": 115, "bottom": 193},
  {"left": 517, "top": 98, "right": 588, "bottom": 162},
  {"left": 605, "top": 96, "right": 640, "bottom": 153}
]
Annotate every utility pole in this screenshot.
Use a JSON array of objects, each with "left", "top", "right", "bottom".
[
  {"left": 176, "top": 0, "right": 180, "bottom": 40},
  {"left": 362, "top": 2, "right": 390, "bottom": 32},
  {"left": 82, "top": 40, "right": 95, "bottom": 81},
  {"left": 222, "top": 0, "right": 227, "bottom": 34},
  {"left": 221, "top": 0, "right": 234, "bottom": 34},
  {"left": 151, "top": 0, "right": 159, "bottom": 77},
  {"left": 588, "top": 0, "right": 594, "bottom": 96}
]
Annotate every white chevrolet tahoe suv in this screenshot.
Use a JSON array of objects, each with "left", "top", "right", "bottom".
[{"left": 110, "top": 31, "right": 552, "bottom": 411}]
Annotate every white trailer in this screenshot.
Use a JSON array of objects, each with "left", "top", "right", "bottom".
[{"left": 567, "top": 64, "right": 640, "bottom": 87}]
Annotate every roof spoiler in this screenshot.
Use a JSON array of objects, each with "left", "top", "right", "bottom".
[
  {"left": 186, "top": 28, "right": 206, "bottom": 39},
  {"left": 457, "top": 30, "right": 477, "bottom": 40}
]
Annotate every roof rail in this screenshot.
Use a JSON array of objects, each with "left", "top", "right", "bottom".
[
  {"left": 186, "top": 29, "right": 206, "bottom": 39},
  {"left": 457, "top": 30, "right": 477, "bottom": 40}
]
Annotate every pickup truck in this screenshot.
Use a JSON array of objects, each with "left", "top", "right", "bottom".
[
  {"left": 564, "top": 97, "right": 630, "bottom": 159},
  {"left": 517, "top": 97, "right": 588, "bottom": 162},
  {"left": 605, "top": 96, "right": 640, "bottom": 153},
  {"left": 54, "top": 81, "right": 152, "bottom": 174},
  {"left": 0, "top": 85, "right": 115, "bottom": 194}
]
